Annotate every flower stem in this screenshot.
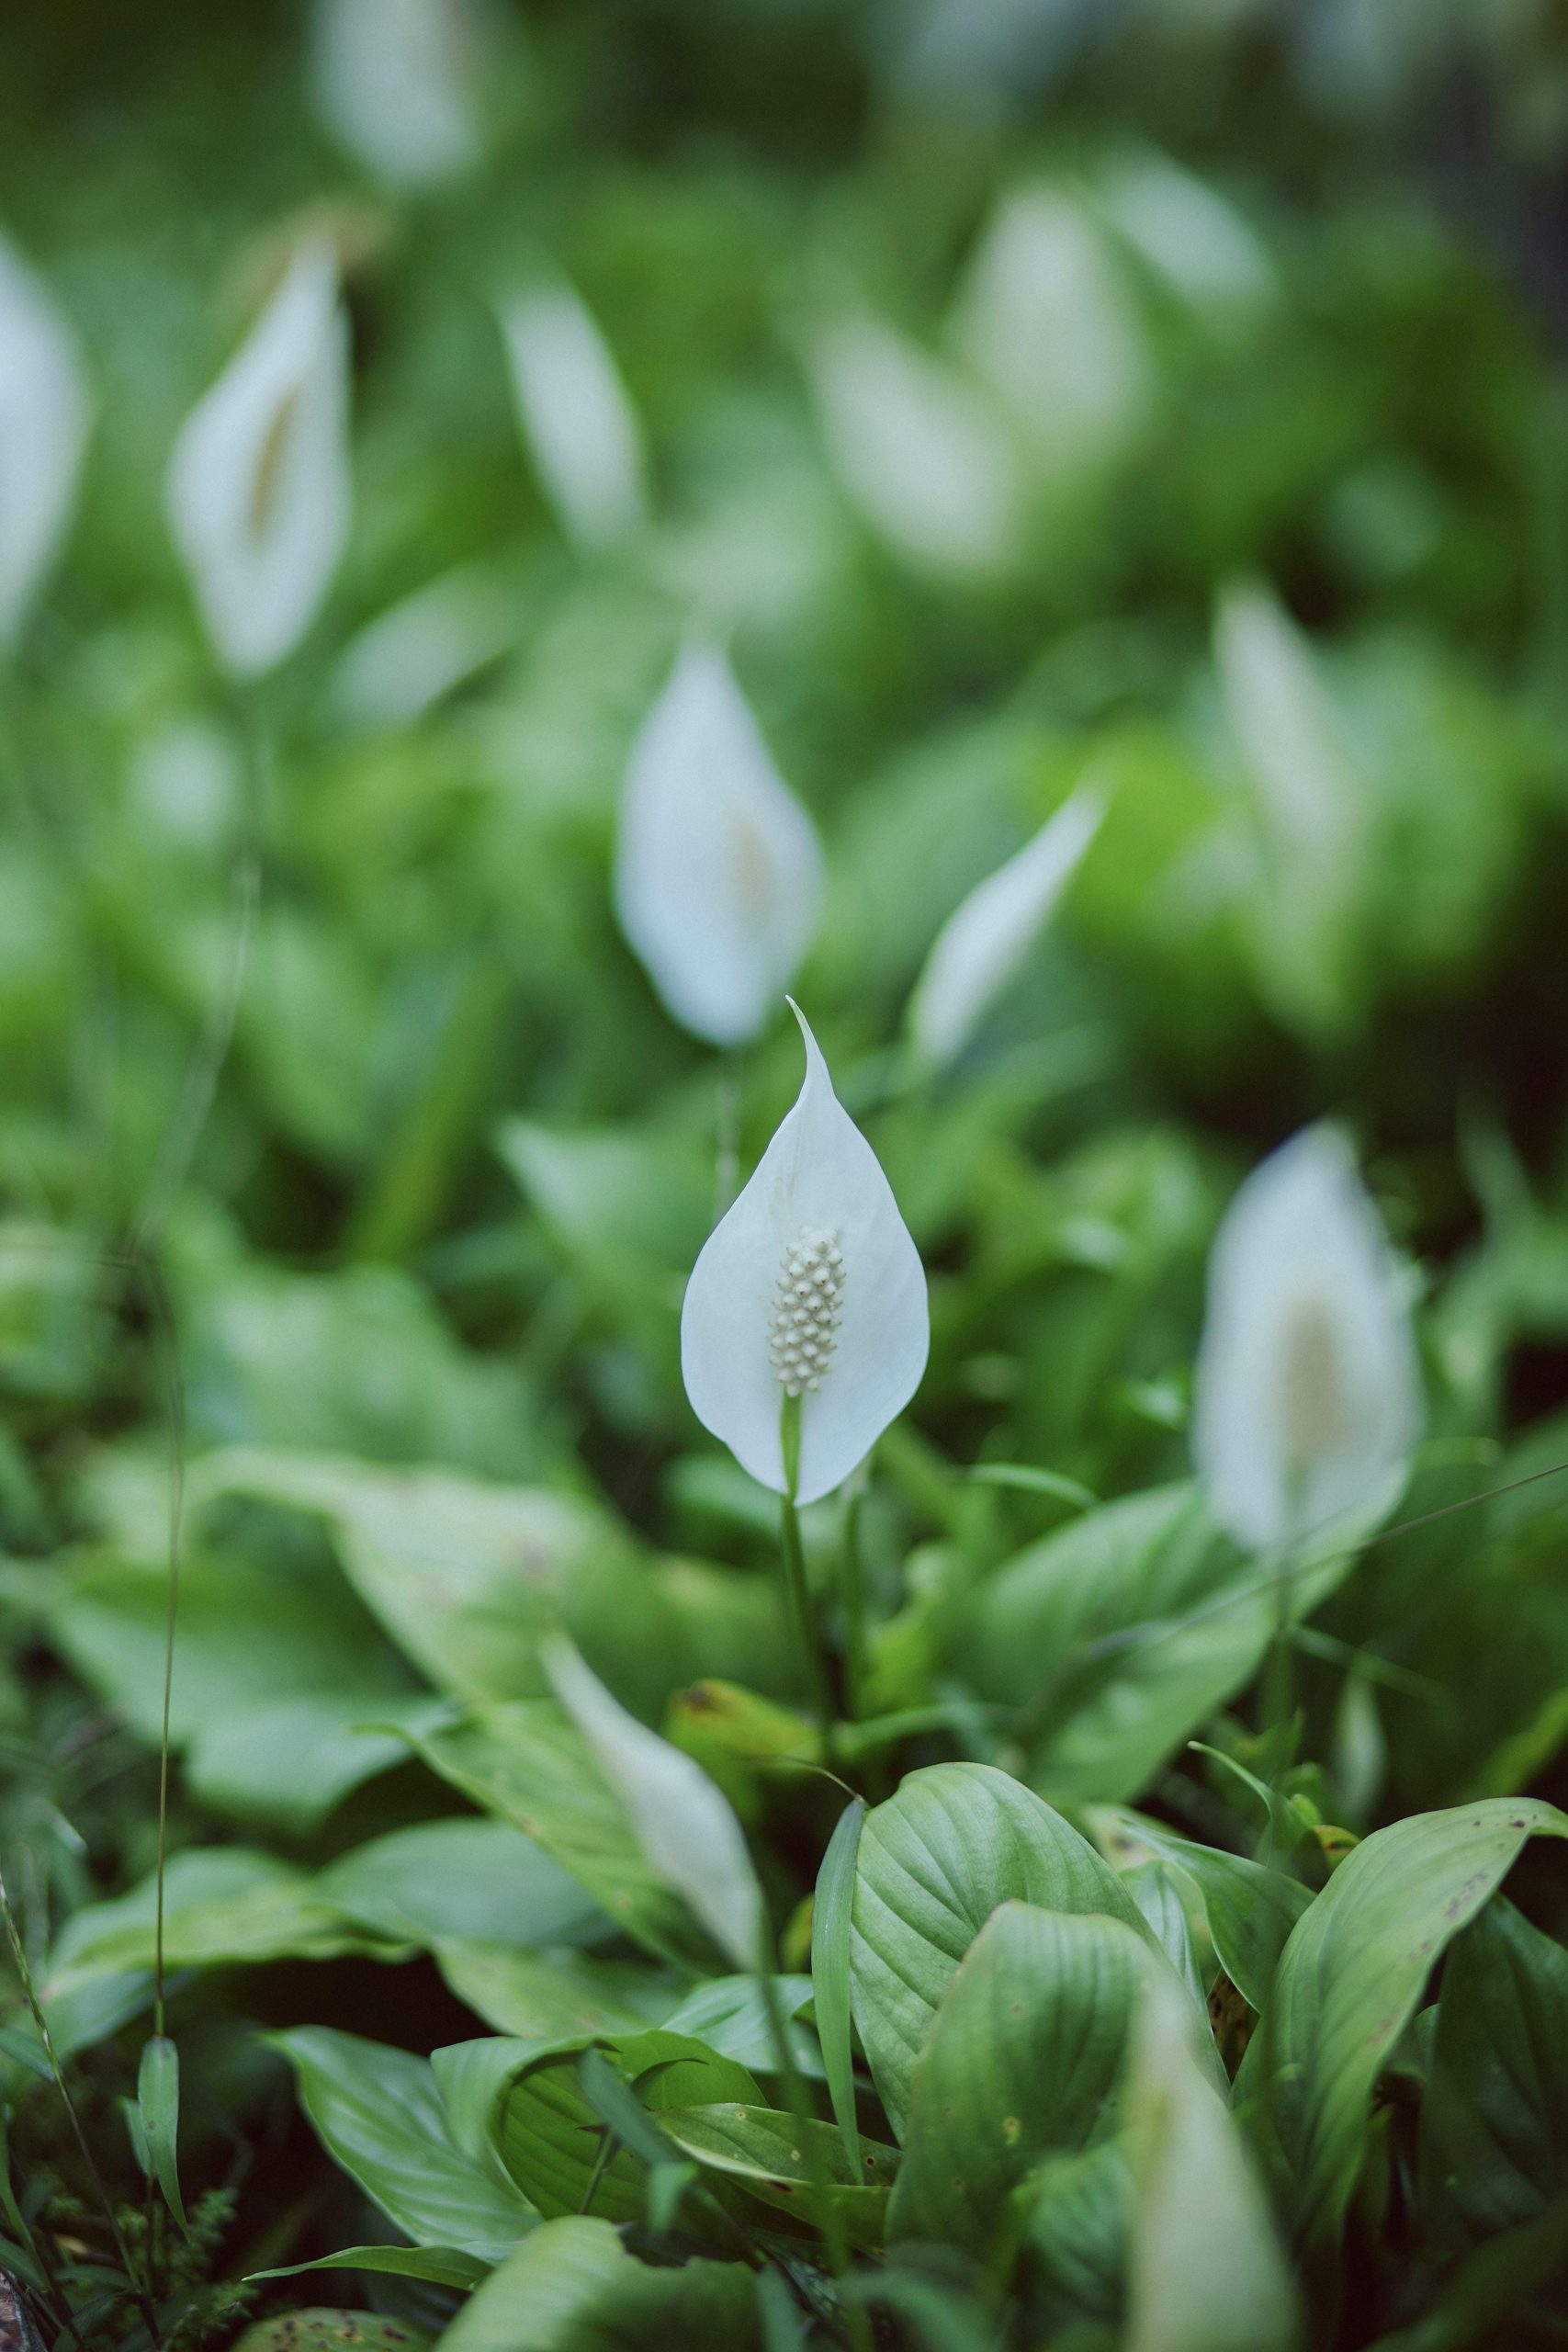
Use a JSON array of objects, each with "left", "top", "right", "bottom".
[
  {"left": 840, "top": 1483, "right": 867, "bottom": 1722},
  {"left": 779, "top": 1396, "right": 837, "bottom": 1762}
]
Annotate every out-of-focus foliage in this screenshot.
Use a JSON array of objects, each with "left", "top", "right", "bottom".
[{"left": 4, "top": 2, "right": 1568, "bottom": 2348}]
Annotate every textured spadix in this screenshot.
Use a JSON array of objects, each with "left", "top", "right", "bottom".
[
  {"left": 1192, "top": 1125, "right": 1422, "bottom": 1552},
  {"left": 682, "top": 1002, "right": 928, "bottom": 1504},
  {"left": 166, "top": 243, "right": 351, "bottom": 679},
  {"left": 614, "top": 642, "right": 822, "bottom": 1046},
  {"left": 543, "top": 1637, "right": 765, "bottom": 1972}
]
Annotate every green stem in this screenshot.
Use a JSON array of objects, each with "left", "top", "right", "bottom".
[
  {"left": 840, "top": 1484, "right": 867, "bottom": 1723},
  {"left": 779, "top": 1397, "right": 836, "bottom": 1762}
]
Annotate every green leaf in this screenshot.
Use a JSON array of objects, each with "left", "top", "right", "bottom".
[
  {"left": 185, "top": 1693, "right": 446, "bottom": 1831},
  {"left": 888, "top": 1903, "right": 1146, "bottom": 2253},
  {"left": 661, "top": 2103, "right": 898, "bottom": 2250},
  {"left": 317, "top": 1817, "right": 611, "bottom": 1951},
  {"left": 1021, "top": 2141, "right": 1130, "bottom": 2333},
  {"left": 661, "top": 1975, "right": 822, "bottom": 2078},
  {"left": 137, "top": 2034, "right": 186, "bottom": 2233},
  {"left": 489, "top": 2030, "right": 761, "bottom": 2222},
  {"left": 45, "top": 1849, "right": 402, "bottom": 1988},
  {"left": 231, "top": 2316, "right": 434, "bottom": 2352},
  {"left": 435, "top": 1942, "right": 675, "bottom": 2041},
  {"left": 952, "top": 1483, "right": 1271, "bottom": 1806},
  {"left": 268, "top": 2027, "right": 534, "bottom": 2263},
  {"left": 253, "top": 2245, "right": 489, "bottom": 2291},
  {"left": 1420, "top": 1898, "right": 1568, "bottom": 2243},
  {"left": 812, "top": 1796, "right": 865, "bottom": 2176},
  {"left": 1239, "top": 1797, "right": 1568, "bottom": 2244},
  {"left": 851, "top": 1762, "right": 1152, "bottom": 2139},
  {"left": 399, "top": 1701, "right": 711, "bottom": 1965},
  {"left": 1116, "top": 1816, "right": 1313, "bottom": 2010},
  {"left": 438, "top": 2215, "right": 760, "bottom": 2352}
]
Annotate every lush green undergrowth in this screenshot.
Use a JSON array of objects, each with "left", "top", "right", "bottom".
[{"left": 5, "top": 5, "right": 1568, "bottom": 2349}]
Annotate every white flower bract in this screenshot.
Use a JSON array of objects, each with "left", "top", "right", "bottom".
[
  {"left": 543, "top": 1636, "right": 765, "bottom": 1973},
  {"left": 1192, "top": 1125, "right": 1422, "bottom": 1553},
  {"left": 310, "top": 0, "right": 491, "bottom": 189},
  {"left": 614, "top": 642, "right": 822, "bottom": 1046},
  {"left": 501, "top": 280, "right": 648, "bottom": 552},
  {"left": 165, "top": 243, "right": 351, "bottom": 680},
  {"left": 0, "top": 232, "right": 91, "bottom": 649},
  {"left": 682, "top": 1001, "right": 929, "bottom": 1504},
  {"left": 908, "top": 783, "right": 1106, "bottom": 1068}
]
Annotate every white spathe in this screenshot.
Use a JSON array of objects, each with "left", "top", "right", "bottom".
[
  {"left": 166, "top": 243, "right": 351, "bottom": 680},
  {"left": 908, "top": 783, "right": 1106, "bottom": 1067},
  {"left": 614, "top": 641, "right": 822, "bottom": 1046},
  {"left": 501, "top": 281, "right": 648, "bottom": 552},
  {"left": 1125, "top": 1969, "right": 1299, "bottom": 2352},
  {"left": 543, "top": 1637, "right": 765, "bottom": 1973},
  {"left": 1192, "top": 1125, "right": 1422, "bottom": 1553},
  {"left": 0, "top": 232, "right": 91, "bottom": 648},
  {"left": 310, "top": 0, "right": 491, "bottom": 189},
  {"left": 682, "top": 1001, "right": 929, "bottom": 1505},
  {"left": 807, "top": 313, "right": 1021, "bottom": 580}
]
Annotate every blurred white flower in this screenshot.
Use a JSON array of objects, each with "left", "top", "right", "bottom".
[
  {"left": 166, "top": 243, "right": 351, "bottom": 680},
  {"left": 682, "top": 1001, "right": 928, "bottom": 1505},
  {"left": 1096, "top": 148, "right": 1274, "bottom": 317},
  {"left": 501, "top": 281, "right": 648, "bottom": 553},
  {"left": 614, "top": 641, "right": 822, "bottom": 1046},
  {"left": 0, "top": 232, "right": 90, "bottom": 649},
  {"left": 806, "top": 313, "right": 1021, "bottom": 580},
  {"left": 543, "top": 1636, "right": 765, "bottom": 1971},
  {"left": 1126, "top": 1969, "right": 1298, "bottom": 2352},
  {"left": 953, "top": 186, "right": 1149, "bottom": 479},
  {"left": 310, "top": 0, "right": 491, "bottom": 190},
  {"left": 1213, "top": 581, "right": 1368, "bottom": 1034},
  {"left": 908, "top": 782, "right": 1105, "bottom": 1067},
  {"left": 1192, "top": 1125, "right": 1422, "bottom": 1553}
]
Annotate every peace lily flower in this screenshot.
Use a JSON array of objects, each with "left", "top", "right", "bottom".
[
  {"left": 1192, "top": 1125, "right": 1422, "bottom": 1554},
  {"left": 907, "top": 782, "right": 1106, "bottom": 1068},
  {"left": 165, "top": 243, "right": 351, "bottom": 679},
  {"left": 543, "top": 1636, "right": 765, "bottom": 1972},
  {"left": 806, "top": 311, "right": 1021, "bottom": 581},
  {"left": 614, "top": 641, "right": 822, "bottom": 1046},
  {"left": 0, "top": 231, "right": 91, "bottom": 649},
  {"left": 501, "top": 278, "right": 649, "bottom": 553},
  {"left": 310, "top": 0, "right": 491, "bottom": 190},
  {"left": 682, "top": 1001, "right": 929, "bottom": 1506}
]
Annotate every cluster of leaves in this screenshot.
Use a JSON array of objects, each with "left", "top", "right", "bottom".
[{"left": 5, "top": 3, "right": 1568, "bottom": 2349}]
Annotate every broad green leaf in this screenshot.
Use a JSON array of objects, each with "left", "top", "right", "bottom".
[
  {"left": 439, "top": 2215, "right": 759, "bottom": 2352},
  {"left": 399, "top": 1701, "right": 710, "bottom": 1964},
  {"left": 269, "top": 2027, "right": 534, "bottom": 2263},
  {"left": 1022, "top": 2140, "right": 1130, "bottom": 2333},
  {"left": 661, "top": 1975, "right": 822, "bottom": 2077},
  {"left": 45, "top": 1849, "right": 402, "bottom": 1989},
  {"left": 138, "top": 2034, "right": 186, "bottom": 2233},
  {"left": 1126, "top": 1971, "right": 1298, "bottom": 2352},
  {"left": 952, "top": 1484, "right": 1271, "bottom": 1805},
  {"left": 812, "top": 1796, "right": 865, "bottom": 2174},
  {"left": 317, "top": 1817, "right": 610, "bottom": 1950},
  {"left": 888, "top": 1903, "right": 1146, "bottom": 2252},
  {"left": 186, "top": 1692, "right": 446, "bottom": 1830},
  {"left": 193, "top": 1446, "right": 785, "bottom": 1720},
  {"left": 851, "top": 1762, "right": 1151, "bottom": 2138},
  {"left": 1240, "top": 1798, "right": 1568, "bottom": 2244},
  {"left": 1420, "top": 1899, "right": 1568, "bottom": 2242},
  {"left": 1116, "top": 1815, "right": 1313, "bottom": 2009},
  {"left": 1122, "top": 1860, "right": 1207, "bottom": 2018},
  {"left": 435, "top": 1942, "right": 675, "bottom": 2040},
  {"left": 489, "top": 2030, "right": 760, "bottom": 2222},
  {"left": 662, "top": 2103, "right": 898, "bottom": 2249},
  {"left": 254, "top": 2245, "right": 489, "bottom": 2290}
]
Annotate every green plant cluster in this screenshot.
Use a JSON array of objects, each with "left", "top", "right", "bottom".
[{"left": 5, "top": 5, "right": 1568, "bottom": 2349}]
